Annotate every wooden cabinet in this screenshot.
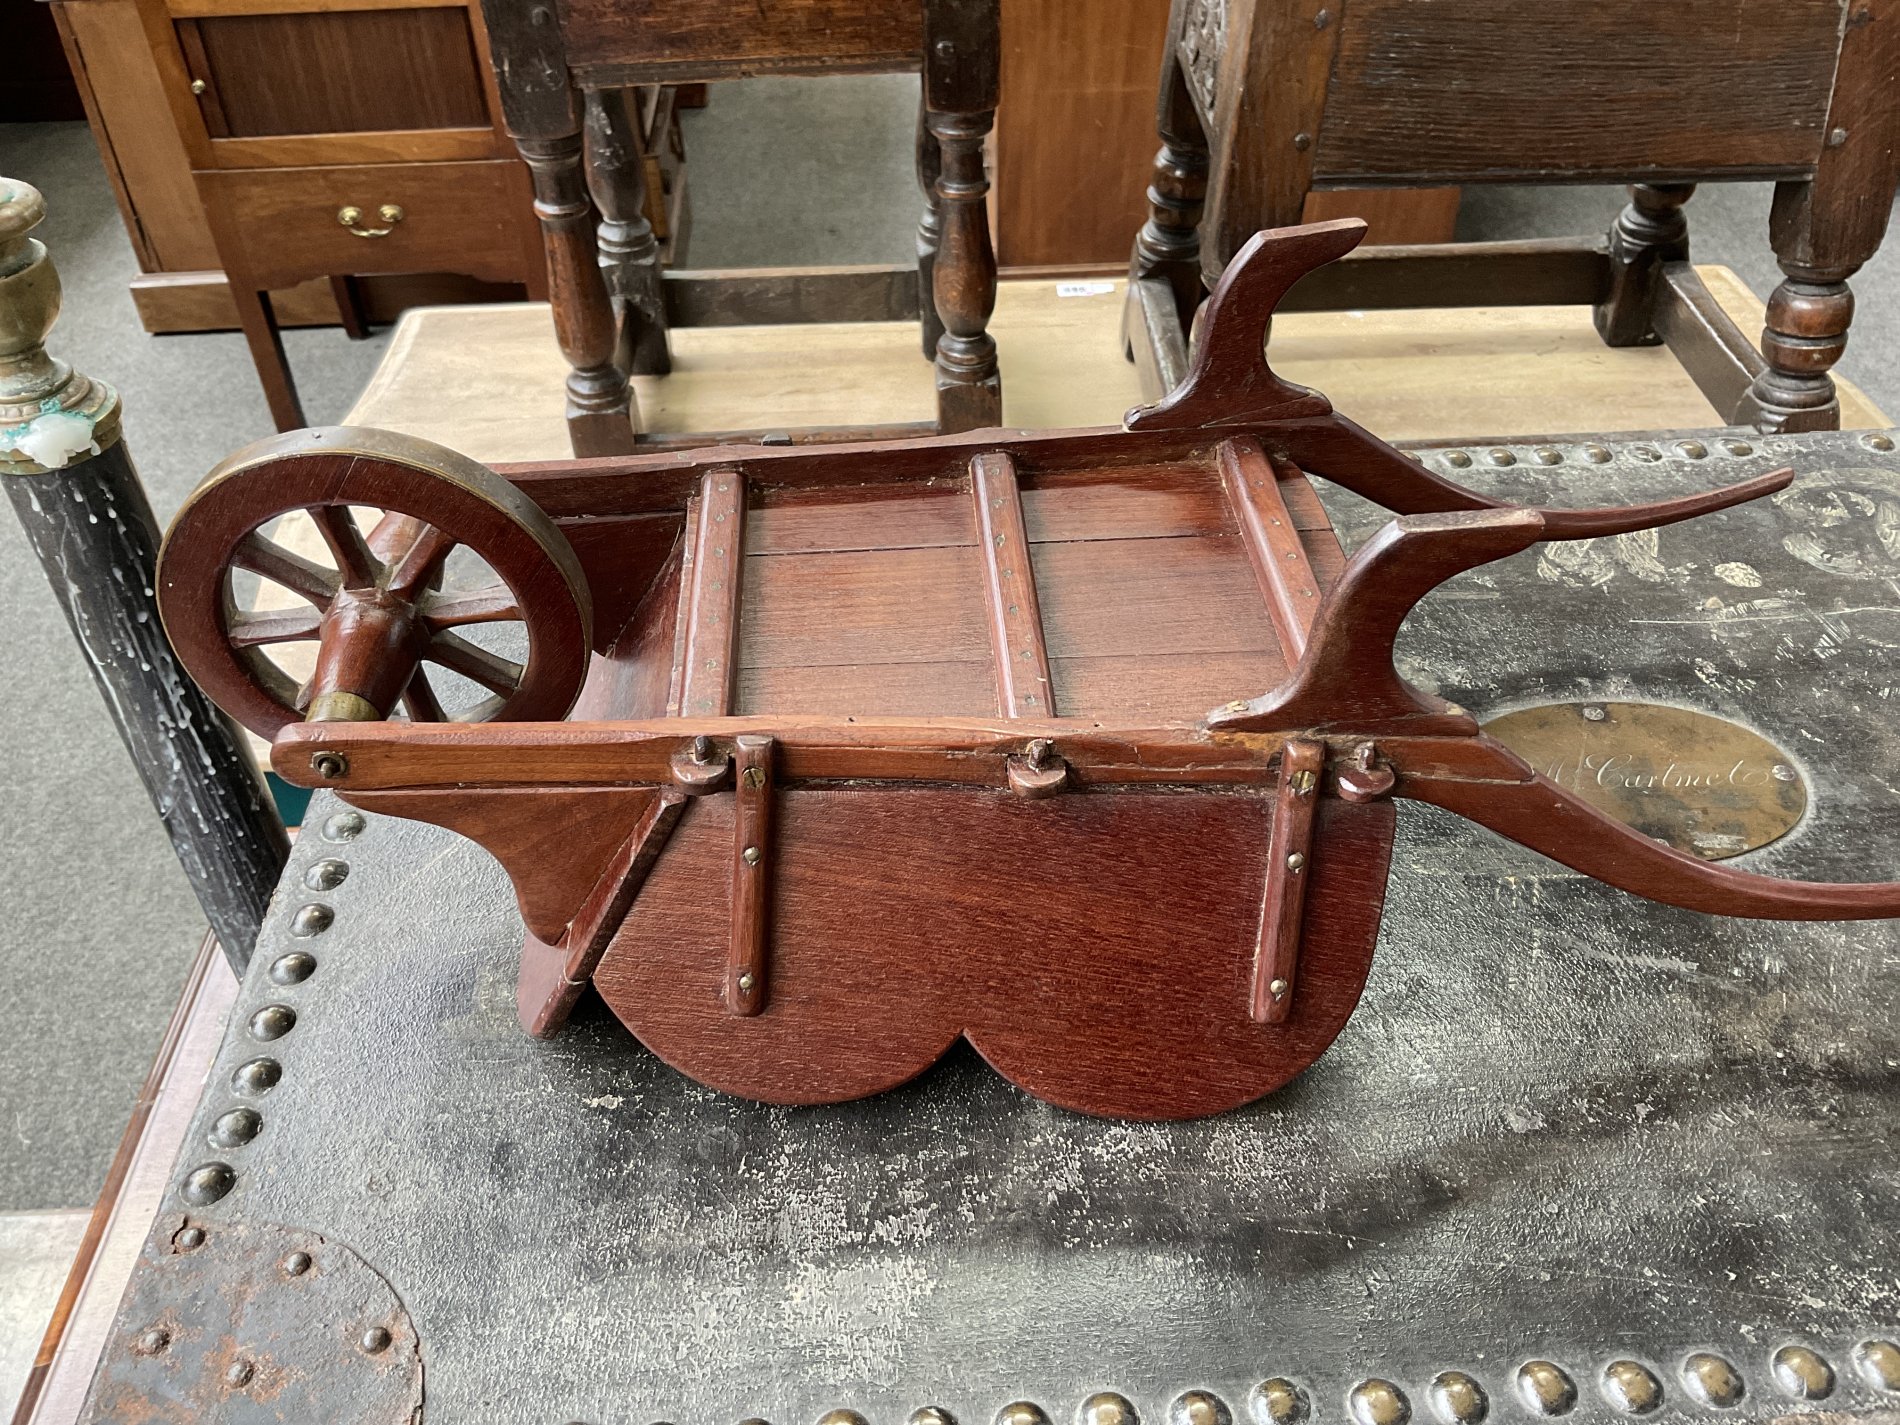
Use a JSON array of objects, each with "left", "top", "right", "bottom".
[{"left": 53, "top": 0, "right": 550, "bottom": 340}]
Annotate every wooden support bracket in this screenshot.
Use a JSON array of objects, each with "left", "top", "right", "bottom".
[
  {"left": 1252, "top": 739, "right": 1324, "bottom": 1024},
  {"left": 726, "top": 733, "right": 775, "bottom": 1016}
]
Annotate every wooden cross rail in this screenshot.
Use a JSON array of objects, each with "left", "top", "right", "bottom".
[
  {"left": 727, "top": 735, "right": 774, "bottom": 1016},
  {"left": 1252, "top": 739, "right": 1324, "bottom": 1025},
  {"left": 969, "top": 451, "right": 1055, "bottom": 718},
  {"left": 671, "top": 467, "right": 746, "bottom": 717},
  {"left": 1219, "top": 437, "right": 1321, "bottom": 659}
]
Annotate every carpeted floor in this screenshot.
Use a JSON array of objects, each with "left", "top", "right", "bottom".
[{"left": 1, "top": 78, "right": 1896, "bottom": 1215}]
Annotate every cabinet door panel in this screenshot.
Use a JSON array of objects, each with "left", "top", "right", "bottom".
[{"left": 179, "top": 8, "right": 487, "bottom": 138}]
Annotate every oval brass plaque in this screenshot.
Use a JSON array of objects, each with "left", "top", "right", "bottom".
[{"left": 1482, "top": 701, "right": 1806, "bottom": 861}]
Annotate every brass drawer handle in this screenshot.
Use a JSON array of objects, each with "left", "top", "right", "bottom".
[{"left": 337, "top": 204, "right": 404, "bottom": 239}]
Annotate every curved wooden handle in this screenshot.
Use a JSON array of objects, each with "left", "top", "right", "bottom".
[
  {"left": 1211, "top": 468, "right": 1795, "bottom": 735},
  {"left": 1125, "top": 218, "right": 1366, "bottom": 432},
  {"left": 1402, "top": 763, "right": 1900, "bottom": 920}
]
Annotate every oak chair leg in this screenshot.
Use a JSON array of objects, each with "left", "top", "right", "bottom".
[
  {"left": 915, "top": 98, "right": 945, "bottom": 360},
  {"left": 1741, "top": 174, "right": 1870, "bottom": 433},
  {"left": 1594, "top": 183, "right": 1694, "bottom": 347},
  {"left": 1127, "top": 46, "right": 1210, "bottom": 347},
  {"left": 232, "top": 284, "right": 305, "bottom": 431},
  {"left": 1745, "top": 263, "right": 1855, "bottom": 432},
  {"left": 517, "top": 130, "right": 639, "bottom": 457},
  {"left": 585, "top": 86, "right": 671, "bottom": 379}
]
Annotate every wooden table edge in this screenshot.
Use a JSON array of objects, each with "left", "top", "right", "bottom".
[{"left": 11, "top": 930, "right": 237, "bottom": 1425}]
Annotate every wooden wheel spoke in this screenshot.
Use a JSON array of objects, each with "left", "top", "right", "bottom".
[
  {"left": 428, "top": 631, "right": 524, "bottom": 695},
  {"left": 309, "top": 504, "right": 381, "bottom": 588},
  {"left": 418, "top": 584, "right": 521, "bottom": 628},
  {"left": 227, "top": 606, "right": 323, "bottom": 647},
  {"left": 401, "top": 668, "right": 445, "bottom": 722},
  {"left": 385, "top": 525, "right": 461, "bottom": 598},
  {"left": 233, "top": 534, "right": 340, "bottom": 608}
]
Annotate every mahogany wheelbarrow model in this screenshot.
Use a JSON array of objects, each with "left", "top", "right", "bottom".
[{"left": 155, "top": 219, "right": 1900, "bottom": 1120}]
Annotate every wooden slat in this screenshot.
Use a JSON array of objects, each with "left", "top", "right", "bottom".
[
  {"left": 1126, "top": 276, "right": 1190, "bottom": 404},
  {"left": 1280, "top": 238, "right": 1610, "bottom": 312},
  {"left": 1033, "top": 535, "right": 1284, "bottom": 661},
  {"left": 737, "top": 660, "right": 999, "bottom": 718},
  {"left": 1050, "top": 649, "right": 1289, "bottom": 722},
  {"left": 737, "top": 545, "right": 993, "bottom": 669},
  {"left": 1253, "top": 740, "right": 1324, "bottom": 1024},
  {"left": 674, "top": 469, "right": 746, "bottom": 717},
  {"left": 1654, "top": 261, "right": 1766, "bottom": 425},
  {"left": 727, "top": 735, "right": 775, "bottom": 1017},
  {"left": 749, "top": 487, "right": 975, "bottom": 556},
  {"left": 971, "top": 452, "right": 1055, "bottom": 717},
  {"left": 1218, "top": 438, "right": 1321, "bottom": 660},
  {"left": 662, "top": 265, "right": 920, "bottom": 327}
]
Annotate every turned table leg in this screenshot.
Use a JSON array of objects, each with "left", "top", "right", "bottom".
[
  {"left": 923, "top": 0, "right": 1002, "bottom": 433},
  {"left": 585, "top": 86, "right": 671, "bottom": 379},
  {"left": 915, "top": 97, "right": 945, "bottom": 360},
  {"left": 517, "top": 129, "right": 639, "bottom": 457},
  {"left": 1594, "top": 182, "right": 1695, "bottom": 347}
]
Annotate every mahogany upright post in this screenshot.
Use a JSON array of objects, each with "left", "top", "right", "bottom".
[{"left": 0, "top": 177, "right": 287, "bottom": 974}]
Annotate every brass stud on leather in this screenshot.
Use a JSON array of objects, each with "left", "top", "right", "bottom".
[
  {"left": 289, "top": 903, "right": 333, "bottom": 937},
  {"left": 180, "top": 1161, "right": 235, "bottom": 1206},
  {"left": 1080, "top": 1393, "right": 1137, "bottom": 1425},
  {"left": 1170, "top": 1391, "right": 1231, "bottom": 1425},
  {"left": 1853, "top": 1340, "right": 1900, "bottom": 1392},
  {"left": 1600, "top": 1361, "right": 1662, "bottom": 1415},
  {"left": 1770, "top": 1345, "right": 1834, "bottom": 1400},
  {"left": 1680, "top": 1353, "right": 1744, "bottom": 1408},
  {"left": 1429, "top": 1371, "right": 1487, "bottom": 1424},
  {"left": 1248, "top": 1380, "right": 1308, "bottom": 1425},
  {"left": 1348, "top": 1379, "right": 1410, "bottom": 1425},
  {"left": 1515, "top": 1361, "right": 1577, "bottom": 1416}
]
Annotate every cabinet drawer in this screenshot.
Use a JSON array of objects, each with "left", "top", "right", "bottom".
[{"left": 196, "top": 160, "right": 535, "bottom": 290}]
